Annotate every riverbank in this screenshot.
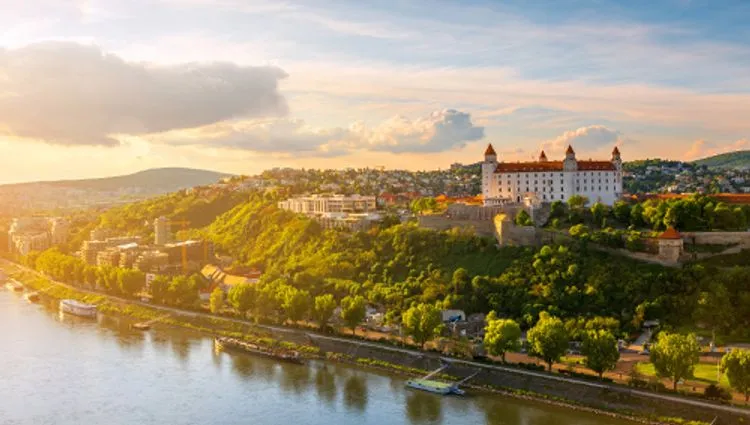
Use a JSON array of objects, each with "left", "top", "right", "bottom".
[{"left": 1, "top": 263, "right": 725, "bottom": 425}]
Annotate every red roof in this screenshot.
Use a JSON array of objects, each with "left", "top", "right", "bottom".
[
  {"left": 495, "top": 160, "right": 615, "bottom": 173},
  {"left": 484, "top": 144, "right": 496, "bottom": 156},
  {"left": 659, "top": 227, "right": 682, "bottom": 240},
  {"left": 566, "top": 145, "right": 575, "bottom": 154}
]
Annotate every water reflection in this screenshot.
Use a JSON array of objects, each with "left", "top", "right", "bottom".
[
  {"left": 343, "top": 372, "right": 368, "bottom": 412},
  {"left": 406, "top": 391, "right": 443, "bottom": 424},
  {"left": 314, "top": 365, "right": 337, "bottom": 406},
  {"left": 279, "top": 361, "right": 311, "bottom": 396}
]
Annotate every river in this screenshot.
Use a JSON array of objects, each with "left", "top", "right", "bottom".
[{"left": 0, "top": 289, "right": 636, "bottom": 425}]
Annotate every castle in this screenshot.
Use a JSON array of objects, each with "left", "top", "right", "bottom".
[{"left": 481, "top": 144, "right": 623, "bottom": 206}]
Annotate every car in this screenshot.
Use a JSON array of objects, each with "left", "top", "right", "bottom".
[{"left": 638, "top": 349, "right": 650, "bottom": 355}]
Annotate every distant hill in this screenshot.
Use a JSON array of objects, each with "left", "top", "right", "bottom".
[
  {"left": 1, "top": 168, "right": 232, "bottom": 193},
  {"left": 693, "top": 151, "right": 750, "bottom": 170}
]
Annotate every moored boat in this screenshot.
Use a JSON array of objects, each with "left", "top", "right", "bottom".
[
  {"left": 59, "top": 299, "right": 97, "bottom": 318},
  {"left": 405, "top": 378, "right": 464, "bottom": 395},
  {"left": 25, "top": 292, "right": 40, "bottom": 303},
  {"left": 215, "top": 337, "right": 304, "bottom": 364},
  {"left": 5, "top": 280, "right": 24, "bottom": 292}
]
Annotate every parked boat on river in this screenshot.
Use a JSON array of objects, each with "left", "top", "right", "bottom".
[
  {"left": 6, "top": 280, "right": 24, "bottom": 292},
  {"left": 25, "top": 292, "right": 40, "bottom": 303},
  {"left": 406, "top": 378, "right": 464, "bottom": 395},
  {"left": 214, "top": 337, "right": 304, "bottom": 364},
  {"left": 59, "top": 299, "right": 97, "bottom": 318}
]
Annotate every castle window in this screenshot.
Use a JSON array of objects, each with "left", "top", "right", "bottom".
[{"left": 560, "top": 194, "right": 564, "bottom": 199}]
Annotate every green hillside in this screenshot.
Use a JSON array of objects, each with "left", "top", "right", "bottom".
[{"left": 693, "top": 150, "right": 750, "bottom": 169}]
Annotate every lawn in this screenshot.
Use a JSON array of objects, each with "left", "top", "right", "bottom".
[{"left": 635, "top": 361, "right": 730, "bottom": 387}]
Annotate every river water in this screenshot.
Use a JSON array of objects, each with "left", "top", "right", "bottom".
[{"left": 0, "top": 289, "right": 635, "bottom": 425}]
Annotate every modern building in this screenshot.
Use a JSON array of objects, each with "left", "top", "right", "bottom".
[
  {"left": 278, "top": 194, "right": 377, "bottom": 215},
  {"left": 7, "top": 217, "right": 69, "bottom": 255},
  {"left": 154, "top": 216, "right": 171, "bottom": 246},
  {"left": 481, "top": 144, "right": 623, "bottom": 206}
]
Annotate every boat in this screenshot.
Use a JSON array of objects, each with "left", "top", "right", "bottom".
[
  {"left": 215, "top": 337, "right": 304, "bottom": 364},
  {"left": 132, "top": 323, "right": 151, "bottom": 331},
  {"left": 406, "top": 378, "right": 464, "bottom": 395},
  {"left": 59, "top": 299, "right": 97, "bottom": 318},
  {"left": 5, "top": 280, "right": 24, "bottom": 292},
  {"left": 25, "top": 292, "right": 41, "bottom": 303}
]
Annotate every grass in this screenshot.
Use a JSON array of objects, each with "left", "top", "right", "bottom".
[{"left": 635, "top": 362, "right": 730, "bottom": 387}]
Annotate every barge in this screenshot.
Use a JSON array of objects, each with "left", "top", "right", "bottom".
[
  {"left": 59, "top": 299, "right": 98, "bottom": 318},
  {"left": 25, "top": 292, "right": 41, "bottom": 303},
  {"left": 215, "top": 337, "right": 304, "bottom": 364},
  {"left": 6, "top": 280, "right": 24, "bottom": 292},
  {"left": 406, "top": 378, "right": 465, "bottom": 395}
]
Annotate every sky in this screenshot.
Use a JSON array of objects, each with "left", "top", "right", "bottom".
[{"left": 0, "top": 0, "right": 749, "bottom": 183}]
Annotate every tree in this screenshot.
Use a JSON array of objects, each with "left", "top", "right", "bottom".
[
  {"left": 590, "top": 202, "right": 608, "bottom": 228},
  {"left": 527, "top": 312, "right": 569, "bottom": 371},
  {"left": 567, "top": 195, "right": 589, "bottom": 210},
  {"left": 649, "top": 332, "right": 701, "bottom": 391},
  {"left": 515, "top": 210, "right": 533, "bottom": 226},
  {"left": 118, "top": 268, "right": 145, "bottom": 297},
  {"left": 720, "top": 349, "right": 750, "bottom": 402},
  {"left": 483, "top": 312, "right": 521, "bottom": 363},
  {"left": 227, "top": 283, "right": 256, "bottom": 317},
  {"left": 340, "top": 295, "right": 367, "bottom": 335},
  {"left": 149, "top": 275, "right": 171, "bottom": 304},
  {"left": 312, "top": 294, "right": 337, "bottom": 328},
  {"left": 209, "top": 287, "right": 224, "bottom": 314},
  {"left": 282, "top": 288, "right": 310, "bottom": 323},
  {"left": 581, "top": 329, "right": 620, "bottom": 379},
  {"left": 613, "top": 201, "right": 631, "bottom": 225},
  {"left": 401, "top": 303, "right": 444, "bottom": 349}
]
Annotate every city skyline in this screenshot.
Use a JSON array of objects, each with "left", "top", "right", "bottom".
[{"left": 1, "top": 0, "right": 749, "bottom": 183}]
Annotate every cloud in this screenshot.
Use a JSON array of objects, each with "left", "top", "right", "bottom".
[
  {"left": 0, "top": 42, "right": 288, "bottom": 146},
  {"left": 541, "top": 125, "right": 625, "bottom": 156},
  {"left": 150, "top": 109, "right": 484, "bottom": 156},
  {"left": 684, "top": 139, "right": 750, "bottom": 161}
]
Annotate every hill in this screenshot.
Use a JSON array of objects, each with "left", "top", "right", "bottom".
[
  {"left": 693, "top": 150, "right": 750, "bottom": 170},
  {"left": 2, "top": 167, "right": 231, "bottom": 193}
]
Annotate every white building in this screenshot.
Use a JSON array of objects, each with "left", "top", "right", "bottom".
[
  {"left": 277, "top": 194, "right": 377, "bottom": 215},
  {"left": 481, "top": 144, "right": 623, "bottom": 206}
]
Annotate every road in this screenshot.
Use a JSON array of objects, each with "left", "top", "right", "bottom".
[{"left": 4, "top": 259, "right": 749, "bottom": 417}]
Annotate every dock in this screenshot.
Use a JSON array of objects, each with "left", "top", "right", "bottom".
[
  {"left": 405, "top": 362, "right": 479, "bottom": 396},
  {"left": 132, "top": 314, "right": 170, "bottom": 330}
]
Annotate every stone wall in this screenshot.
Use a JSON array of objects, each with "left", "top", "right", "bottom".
[
  {"left": 417, "top": 216, "right": 496, "bottom": 237},
  {"left": 681, "top": 231, "right": 750, "bottom": 245}
]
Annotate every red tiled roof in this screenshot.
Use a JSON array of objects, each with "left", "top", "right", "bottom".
[
  {"left": 484, "top": 143, "right": 496, "bottom": 156},
  {"left": 495, "top": 160, "right": 615, "bottom": 173},
  {"left": 578, "top": 161, "right": 616, "bottom": 171},
  {"left": 659, "top": 227, "right": 682, "bottom": 240},
  {"left": 496, "top": 161, "right": 563, "bottom": 172}
]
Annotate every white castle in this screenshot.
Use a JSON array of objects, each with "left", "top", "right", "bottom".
[{"left": 481, "top": 144, "right": 623, "bottom": 206}]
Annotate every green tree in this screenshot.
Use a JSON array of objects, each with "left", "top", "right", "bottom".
[
  {"left": 515, "top": 210, "right": 533, "bottom": 226},
  {"left": 483, "top": 312, "right": 521, "bottom": 363},
  {"left": 312, "top": 294, "right": 337, "bottom": 328},
  {"left": 581, "top": 329, "right": 620, "bottom": 379},
  {"left": 567, "top": 195, "right": 589, "bottom": 210},
  {"left": 612, "top": 201, "right": 631, "bottom": 225},
  {"left": 118, "top": 268, "right": 145, "bottom": 297},
  {"left": 83, "top": 266, "right": 98, "bottom": 287},
  {"left": 720, "top": 349, "right": 750, "bottom": 402},
  {"left": 149, "top": 275, "right": 171, "bottom": 304},
  {"left": 283, "top": 288, "right": 310, "bottom": 323},
  {"left": 227, "top": 283, "right": 256, "bottom": 317},
  {"left": 401, "top": 303, "right": 444, "bottom": 349},
  {"left": 340, "top": 295, "right": 367, "bottom": 335},
  {"left": 590, "top": 202, "right": 608, "bottom": 228},
  {"left": 209, "top": 287, "right": 224, "bottom": 314},
  {"left": 169, "top": 275, "right": 200, "bottom": 307},
  {"left": 527, "top": 312, "right": 569, "bottom": 371},
  {"left": 649, "top": 332, "right": 701, "bottom": 391}
]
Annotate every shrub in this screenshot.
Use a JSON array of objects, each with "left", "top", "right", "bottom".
[{"left": 703, "top": 384, "right": 731, "bottom": 401}]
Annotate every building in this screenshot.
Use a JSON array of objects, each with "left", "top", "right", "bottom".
[
  {"left": 154, "top": 216, "right": 170, "bottom": 246},
  {"left": 278, "top": 194, "right": 377, "bottom": 215},
  {"left": 7, "top": 217, "right": 69, "bottom": 255},
  {"left": 657, "top": 227, "right": 684, "bottom": 262},
  {"left": 481, "top": 144, "right": 623, "bottom": 206}
]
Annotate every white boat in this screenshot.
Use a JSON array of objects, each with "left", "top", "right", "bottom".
[
  {"left": 59, "top": 299, "right": 97, "bottom": 318},
  {"left": 5, "top": 280, "right": 24, "bottom": 292},
  {"left": 405, "top": 378, "right": 463, "bottom": 395}
]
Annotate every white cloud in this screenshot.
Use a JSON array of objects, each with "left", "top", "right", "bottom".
[
  {"left": 540, "top": 125, "right": 625, "bottom": 157},
  {"left": 0, "top": 42, "right": 288, "bottom": 146},
  {"left": 684, "top": 139, "right": 750, "bottom": 161},
  {"left": 149, "top": 109, "right": 484, "bottom": 156}
]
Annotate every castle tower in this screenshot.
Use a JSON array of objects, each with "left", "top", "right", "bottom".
[
  {"left": 154, "top": 216, "right": 170, "bottom": 246},
  {"left": 611, "top": 146, "right": 622, "bottom": 171},
  {"left": 482, "top": 144, "right": 499, "bottom": 205},
  {"left": 563, "top": 145, "right": 577, "bottom": 171},
  {"left": 539, "top": 150, "right": 548, "bottom": 162}
]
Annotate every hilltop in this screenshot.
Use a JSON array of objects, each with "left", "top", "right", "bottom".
[{"left": 693, "top": 150, "right": 750, "bottom": 170}]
